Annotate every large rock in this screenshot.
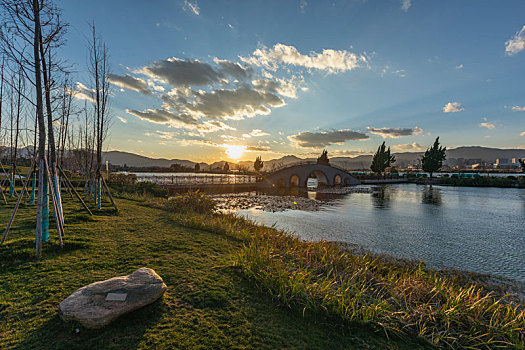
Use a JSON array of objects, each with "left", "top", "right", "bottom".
[{"left": 58, "top": 267, "right": 167, "bottom": 329}]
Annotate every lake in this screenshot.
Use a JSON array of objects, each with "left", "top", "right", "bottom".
[{"left": 236, "top": 184, "right": 525, "bottom": 282}]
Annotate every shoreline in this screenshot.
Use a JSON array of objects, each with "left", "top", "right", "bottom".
[
  {"left": 330, "top": 241, "right": 525, "bottom": 304},
  {"left": 212, "top": 187, "right": 376, "bottom": 212}
]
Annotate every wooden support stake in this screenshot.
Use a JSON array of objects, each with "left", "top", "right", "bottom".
[
  {"left": 0, "top": 180, "right": 7, "bottom": 205},
  {"left": 57, "top": 165, "right": 93, "bottom": 216},
  {"left": 62, "top": 176, "right": 73, "bottom": 199},
  {"left": 44, "top": 157, "right": 64, "bottom": 246},
  {"left": 1, "top": 155, "right": 37, "bottom": 244},
  {"left": 99, "top": 171, "right": 118, "bottom": 212},
  {"left": 15, "top": 165, "right": 31, "bottom": 199},
  {"left": 0, "top": 161, "right": 18, "bottom": 197}
]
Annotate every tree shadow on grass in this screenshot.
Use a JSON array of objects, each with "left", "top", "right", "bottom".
[
  {"left": 91, "top": 208, "right": 119, "bottom": 217},
  {"left": 16, "top": 298, "right": 165, "bottom": 350},
  {"left": 65, "top": 212, "right": 97, "bottom": 223},
  {"left": 0, "top": 237, "right": 92, "bottom": 269}
]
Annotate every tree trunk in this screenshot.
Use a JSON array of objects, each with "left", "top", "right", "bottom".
[{"left": 33, "top": 0, "right": 46, "bottom": 258}]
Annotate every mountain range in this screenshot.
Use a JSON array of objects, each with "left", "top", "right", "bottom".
[{"left": 103, "top": 147, "right": 525, "bottom": 171}]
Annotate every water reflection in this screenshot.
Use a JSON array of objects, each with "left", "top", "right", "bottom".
[
  {"left": 236, "top": 185, "right": 525, "bottom": 282},
  {"left": 422, "top": 185, "right": 442, "bottom": 206},
  {"left": 371, "top": 185, "right": 392, "bottom": 209}
]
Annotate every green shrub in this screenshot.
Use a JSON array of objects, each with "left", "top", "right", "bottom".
[
  {"left": 108, "top": 173, "right": 137, "bottom": 185},
  {"left": 109, "top": 180, "right": 168, "bottom": 198},
  {"left": 165, "top": 191, "right": 216, "bottom": 214},
  {"left": 439, "top": 176, "right": 516, "bottom": 187}
]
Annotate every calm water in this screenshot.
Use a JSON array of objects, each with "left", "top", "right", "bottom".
[{"left": 236, "top": 185, "right": 525, "bottom": 282}]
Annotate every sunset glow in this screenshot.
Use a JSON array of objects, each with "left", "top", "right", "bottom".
[{"left": 224, "top": 145, "right": 246, "bottom": 160}]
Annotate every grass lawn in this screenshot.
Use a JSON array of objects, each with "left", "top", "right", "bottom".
[{"left": 0, "top": 197, "right": 430, "bottom": 349}]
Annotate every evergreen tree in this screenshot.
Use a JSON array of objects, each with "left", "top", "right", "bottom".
[
  {"left": 254, "top": 156, "right": 264, "bottom": 172},
  {"left": 421, "top": 137, "right": 447, "bottom": 178},
  {"left": 223, "top": 162, "right": 229, "bottom": 172},
  {"left": 317, "top": 149, "right": 329, "bottom": 165},
  {"left": 519, "top": 158, "right": 525, "bottom": 171},
  {"left": 194, "top": 163, "right": 200, "bottom": 172},
  {"left": 370, "top": 142, "right": 395, "bottom": 177}
]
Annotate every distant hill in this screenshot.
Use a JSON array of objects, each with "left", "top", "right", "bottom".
[
  {"left": 102, "top": 147, "right": 525, "bottom": 171},
  {"left": 103, "top": 151, "right": 199, "bottom": 169},
  {"left": 445, "top": 146, "right": 525, "bottom": 162}
]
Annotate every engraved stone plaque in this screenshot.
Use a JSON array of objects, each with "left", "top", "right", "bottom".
[{"left": 105, "top": 293, "right": 127, "bottom": 302}]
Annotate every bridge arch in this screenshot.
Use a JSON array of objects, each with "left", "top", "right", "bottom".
[
  {"left": 334, "top": 174, "right": 342, "bottom": 186},
  {"left": 308, "top": 170, "right": 328, "bottom": 186},
  {"left": 290, "top": 174, "right": 300, "bottom": 187},
  {"left": 258, "top": 163, "right": 360, "bottom": 189}
]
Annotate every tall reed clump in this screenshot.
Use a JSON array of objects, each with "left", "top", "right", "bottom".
[
  {"left": 164, "top": 191, "right": 216, "bottom": 214},
  {"left": 108, "top": 180, "right": 169, "bottom": 199},
  {"left": 232, "top": 226, "right": 525, "bottom": 348}
]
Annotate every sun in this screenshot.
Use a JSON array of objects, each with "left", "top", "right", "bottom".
[{"left": 225, "top": 145, "right": 246, "bottom": 160}]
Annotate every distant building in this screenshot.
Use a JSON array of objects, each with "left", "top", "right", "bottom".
[{"left": 494, "top": 158, "right": 520, "bottom": 170}]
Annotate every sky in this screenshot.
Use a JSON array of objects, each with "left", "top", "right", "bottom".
[{"left": 56, "top": 0, "right": 525, "bottom": 162}]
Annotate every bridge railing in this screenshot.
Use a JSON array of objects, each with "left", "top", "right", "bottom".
[
  {"left": 263, "top": 161, "right": 352, "bottom": 174},
  {"left": 137, "top": 174, "right": 258, "bottom": 186}
]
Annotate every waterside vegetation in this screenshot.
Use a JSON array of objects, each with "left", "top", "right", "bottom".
[
  {"left": 120, "top": 186, "right": 525, "bottom": 349},
  {"left": 0, "top": 190, "right": 428, "bottom": 349},
  {"left": 439, "top": 174, "right": 525, "bottom": 188}
]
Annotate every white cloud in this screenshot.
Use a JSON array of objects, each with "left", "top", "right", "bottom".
[
  {"left": 213, "top": 58, "right": 251, "bottom": 80},
  {"left": 242, "top": 129, "right": 270, "bottom": 138},
  {"left": 299, "top": 0, "right": 307, "bottom": 13},
  {"left": 401, "top": 0, "right": 412, "bottom": 12},
  {"left": 243, "top": 43, "right": 367, "bottom": 74},
  {"left": 367, "top": 126, "right": 423, "bottom": 138},
  {"left": 479, "top": 119, "right": 495, "bottom": 130},
  {"left": 126, "top": 108, "right": 199, "bottom": 126},
  {"left": 443, "top": 102, "right": 464, "bottom": 113},
  {"left": 137, "top": 58, "right": 223, "bottom": 87},
  {"left": 147, "top": 80, "right": 165, "bottom": 92},
  {"left": 162, "top": 86, "right": 285, "bottom": 121},
  {"left": 289, "top": 129, "right": 369, "bottom": 148},
  {"left": 505, "top": 25, "right": 525, "bottom": 56},
  {"left": 247, "top": 145, "right": 271, "bottom": 152},
  {"left": 392, "top": 143, "right": 424, "bottom": 151},
  {"left": 72, "top": 82, "right": 95, "bottom": 103},
  {"left": 117, "top": 116, "right": 128, "bottom": 124},
  {"left": 221, "top": 135, "right": 243, "bottom": 142},
  {"left": 252, "top": 77, "right": 302, "bottom": 99},
  {"left": 108, "top": 74, "right": 152, "bottom": 95},
  {"left": 126, "top": 108, "right": 238, "bottom": 133},
  {"left": 136, "top": 57, "right": 253, "bottom": 88},
  {"left": 511, "top": 105, "right": 525, "bottom": 111},
  {"left": 183, "top": 0, "right": 200, "bottom": 15}
]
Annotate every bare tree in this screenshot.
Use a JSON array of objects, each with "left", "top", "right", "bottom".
[
  {"left": 87, "top": 23, "right": 111, "bottom": 209},
  {"left": 0, "top": 57, "right": 4, "bottom": 160},
  {"left": 33, "top": 0, "right": 47, "bottom": 257},
  {"left": 0, "top": 0, "right": 66, "bottom": 256}
]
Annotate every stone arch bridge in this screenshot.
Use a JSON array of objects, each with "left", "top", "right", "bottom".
[{"left": 257, "top": 163, "right": 360, "bottom": 189}]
